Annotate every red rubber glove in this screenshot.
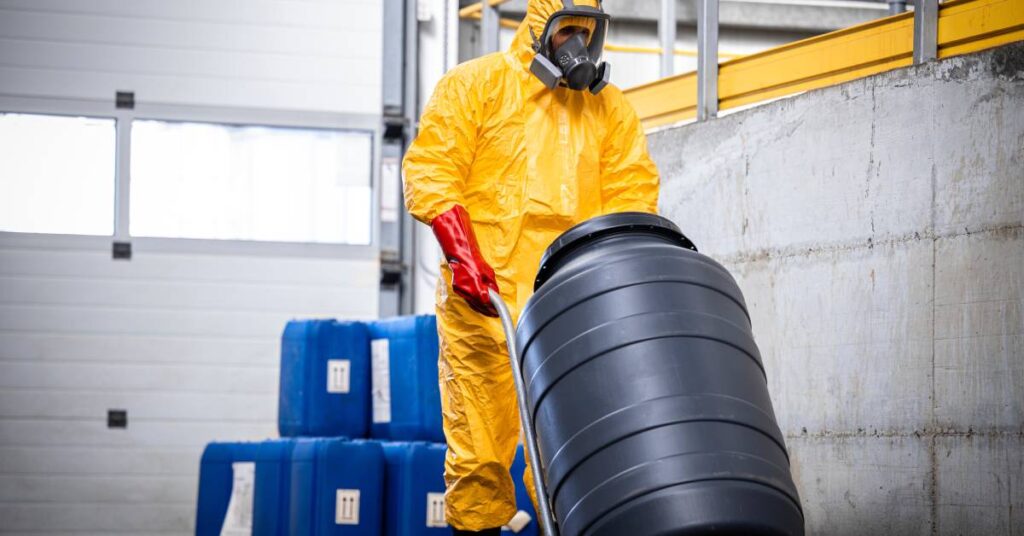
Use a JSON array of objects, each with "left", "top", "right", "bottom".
[{"left": 431, "top": 205, "right": 500, "bottom": 317}]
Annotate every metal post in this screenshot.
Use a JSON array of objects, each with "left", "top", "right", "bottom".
[
  {"left": 913, "top": 0, "right": 938, "bottom": 64},
  {"left": 659, "top": 0, "right": 676, "bottom": 78},
  {"left": 114, "top": 110, "right": 132, "bottom": 240},
  {"left": 399, "top": 0, "right": 419, "bottom": 315},
  {"left": 888, "top": 0, "right": 907, "bottom": 14},
  {"left": 696, "top": 0, "right": 719, "bottom": 121},
  {"left": 481, "top": 0, "right": 500, "bottom": 55}
]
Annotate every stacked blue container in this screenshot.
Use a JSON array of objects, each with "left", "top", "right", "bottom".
[
  {"left": 289, "top": 438, "right": 385, "bottom": 535},
  {"left": 368, "top": 316, "right": 444, "bottom": 443},
  {"left": 254, "top": 439, "right": 301, "bottom": 536},
  {"left": 196, "top": 442, "right": 259, "bottom": 536},
  {"left": 382, "top": 442, "right": 448, "bottom": 535},
  {"left": 197, "top": 315, "right": 454, "bottom": 535},
  {"left": 278, "top": 320, "right": 371, "bottom": 438}
]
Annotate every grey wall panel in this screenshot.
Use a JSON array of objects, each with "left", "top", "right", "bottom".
[
  {"left": 0, "top": 0, "right": 382, "bottom": 113},
  {"left": 0, "top": 446, "right": 198, "bottom": 476},
  {"left": 0, "top": 244, "right": 378, "bottom": 534},
  {"left": 0, "top": 333, "right": 273, "bottom": 366}
]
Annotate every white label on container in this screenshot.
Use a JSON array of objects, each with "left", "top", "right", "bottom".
[
  {"left": 219, "top": 462, "right": 255, "bottom": 536},
  {"left": 327, "top": 359, "right": 351, "bottom": 394},
  {"left": 371, "top": 339, "right": 391, "bottom": 423},
  {"left": 426, "top": 492, "right": 447, "bottom": 528},
  {"left": 335, "top": 489, "right": 361, "bottom": 525}
]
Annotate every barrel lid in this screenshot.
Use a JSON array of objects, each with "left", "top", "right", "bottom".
[{"left": 535, "top": 212, "right": 697, "bottom": 290}]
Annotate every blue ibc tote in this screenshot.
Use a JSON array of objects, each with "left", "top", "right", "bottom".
[
  {"left": 279, "top": 320, "right": 371, "bottom": 437},
  {"left": 381, "top": 442, "right": 448, "bottom": 535},
  {"left": 368, "top": 316, "right": 444, "bottom": 442},
  {"left": 196, "top": 442, "right": 260, "bottom": 536},
  {"left": 254, "top": 439, "right": 301, "bottom": 536},
  {"left": 289, "top": 438, "right": 385, "bottom": 535}
]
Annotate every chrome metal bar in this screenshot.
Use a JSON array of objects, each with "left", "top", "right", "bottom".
[
  {"left": 697, "top": 0, "right": 719, "bottom": 121},
  {"left": 913, "top": 0, "right": 939, "bottom": 64},
  {"left": 481, "top": 0, "right": 501, "bottom": 55},
  {"left": 659, "top": 0, "right": 677, "bottom": 78},
  {"left": 489, "top": 289, "right": 558, "bottom": 536}
]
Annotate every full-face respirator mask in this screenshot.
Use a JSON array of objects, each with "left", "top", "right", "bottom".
[{"left": 529, "top": 0, "right": 611, "bottom": 95}]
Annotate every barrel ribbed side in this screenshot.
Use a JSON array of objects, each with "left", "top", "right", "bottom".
[{"left": 517, "top": 213, "right": 803, "bottom": 536}]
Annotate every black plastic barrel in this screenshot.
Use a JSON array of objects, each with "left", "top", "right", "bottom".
[{"left": 516, "top": 212, "right": 803, "bottom": 536}]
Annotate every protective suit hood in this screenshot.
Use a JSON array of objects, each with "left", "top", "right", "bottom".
[
  {"left": 511, "top": 0, "right": 610, "bottom": 93},
  {"left": 509, "top": 0, "right": 559, "bottom": 69}
]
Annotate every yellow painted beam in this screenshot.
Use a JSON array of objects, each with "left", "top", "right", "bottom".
[
  {"left": 717, "top": 11, "right": 915, "bottom": 111},
  {"left": 460, "top": 13, "right": 521, "bottom": 29},
  {"left": 938, "top": 0, "right": 1024, "bottom": 58},
  {"left": 458, "top": 0, "right": 512, "bottom": 18},
  {"left": 625, "top": 0, "right": 1024, "bottom": 130},
  {"left": 604, "top": 43, "right": 743, "bottom": 59},
  {"left": 624, "top": 71, "right": 700, "bottom": 127}
]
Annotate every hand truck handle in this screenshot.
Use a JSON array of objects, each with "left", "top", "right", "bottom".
[{"left": 489, "top": 289, "right": 558, "bottom": 536}]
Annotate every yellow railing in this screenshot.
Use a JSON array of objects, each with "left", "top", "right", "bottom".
[
  {"left": 458, "top": 0, "right": 512, "bottom": 19},
  {"left": 625, "top": 0, "right": 1024, "bottom": 129}
]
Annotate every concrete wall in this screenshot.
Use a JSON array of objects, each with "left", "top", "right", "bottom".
[{"left": 648, "top": 42, "right": 1024, "bottom": 535}]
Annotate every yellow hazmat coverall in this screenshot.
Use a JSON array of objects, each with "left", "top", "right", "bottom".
[{"left": 402, "top": 0, "right": 659, "bottom": 529}]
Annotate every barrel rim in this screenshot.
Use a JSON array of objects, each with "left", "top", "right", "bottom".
[{"left": 534, "top": 212, "right": 698, "bottom": 290}]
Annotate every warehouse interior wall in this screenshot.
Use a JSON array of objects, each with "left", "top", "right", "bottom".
[
  {"left": 0, "top": 0, "right": 381, "bottom": 112},
  {"left": 648, "top": 42, "right": 1024, "bottom": 535},
  {"left": 0, "top": 0, "right": 382, "bottom": 533}
]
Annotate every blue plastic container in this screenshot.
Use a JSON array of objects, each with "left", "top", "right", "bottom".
[
  {"left": 382, "top": 442, "right": 448, "bottom": 535},
  {"left": 253, "top": 439, "right": 300, "bottom": 536},
  {"left": 509, "top": 446, "right": 540, "bottom": 536},
  {"left": 196, "top": 442, "right": 260, "bottom": 536},
  {"left": 368, "top": 316, "right": 443, "bottom": 442},
  {"left": 279, "top": 320, "right": 371, "bottom": 438},
  {"left": 289, "top": 438, "right": 385, "bottom": 535}
]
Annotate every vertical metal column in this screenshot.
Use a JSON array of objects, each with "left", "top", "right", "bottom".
[
  {"left": 659, "top": 0, "right": 676, "bottom": 78},
  {"left": 379, "top": 0, "right": 420, "bottom": 316},
  {"left": 913, "top": 0, "right": 939, "bottom": 64},
  {"left": 696, "top": 0, "right": 719, "bottom": 121},
  {"left": 398, "top": 0, "right": 419, "bottom": 315},
  {"left": 114, "top": 111, "right": 132, "bottom": 241},
  {"left": 481, "top": 0, "right": 500, "bottom": 55}
]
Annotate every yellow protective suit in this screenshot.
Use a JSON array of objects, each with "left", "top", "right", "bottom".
[{"left": 402, "top": 0, "right": 659, "bottom": 530}]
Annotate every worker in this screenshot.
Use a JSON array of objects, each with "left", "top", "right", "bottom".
[{"left": 402, "top": 0, "right": 658, "bottom": 533}]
